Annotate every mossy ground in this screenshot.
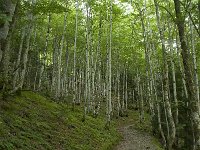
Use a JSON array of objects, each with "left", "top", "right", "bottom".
[{"left": 0, "top": 91, "right": 120, "bottom": 150}]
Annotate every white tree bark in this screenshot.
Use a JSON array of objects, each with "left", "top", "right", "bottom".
[
  {"left": 73, "top": 1, "right": 78, "bottom": 107},
  {"left": 125, "top": 68, "right": 128, "bottom": 110},
  {"left": 176, "top": 35, "right": 188, "bottom": 99},
  {"left": 117, "top": 66, "right": 121, "bottom": 117},
  {"left": 19, "top": 22, "right": 33, "bottom": 89},
  {"left": 106, "top": 0, "right": 113, "bottom": 125},
  {"left": 84, "top": 1, "right": 91, "bottom": 120},
  {"left": 168, "top": 23, "right": 178, "bottom": 126},
  {"left": 122, "top": 68, "right": 125, "bottom": 110},
  {"left": 56, "top": 13, "right": 67, "bottom": 98},
  {"left": 51, "top": 37, "right": 58, "bottom": 93},
  {"left": 190, "top": 19, "right": 200, "bottom": 114},
  {"left": 139, "top": 83, "right": 144, "bottom": 122},
  {"left": 13, "top": 27, "right": 26, "bottom": 89},
  {"left": 38, "top": 14, "right": 51, "bottom": 90},
  {"left": 154, "top": 0, "right": 176, "bottom": 148}
]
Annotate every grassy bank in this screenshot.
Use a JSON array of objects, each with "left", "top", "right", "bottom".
[{"left": 0, "top": 91, "right": 120, "bottom": 150}]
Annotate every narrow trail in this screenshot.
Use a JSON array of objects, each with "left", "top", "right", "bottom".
[{"left": 114, "top": 124, "right": 161, "bottom": 150}]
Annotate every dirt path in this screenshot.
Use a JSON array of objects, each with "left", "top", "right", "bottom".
[{"left": 114, "top": 124, "right": 161, "bottom": 150}]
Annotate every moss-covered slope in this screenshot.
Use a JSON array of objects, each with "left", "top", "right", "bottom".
[{"left": 0, "top": 91, "right": 120, "bottom": 150}]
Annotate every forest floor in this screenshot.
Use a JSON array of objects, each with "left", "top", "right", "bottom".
[{"left": 114, "top": 110, "right": 163, "bottom": 150}]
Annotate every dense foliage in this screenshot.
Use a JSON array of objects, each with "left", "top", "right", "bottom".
[{"left": 0, "top": 0, "right": 200, "bottom": 149}]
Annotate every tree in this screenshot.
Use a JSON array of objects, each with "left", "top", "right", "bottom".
[{"left": 174, "top": 0, "right": 200, "bottom": 149}]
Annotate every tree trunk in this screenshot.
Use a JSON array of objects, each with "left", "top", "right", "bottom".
[
  {"left": 117, "top": 67, "right": 121, "bottom": 117},
  {"left": 125, "top": 68, "right": 128, "bottom": 110},
  {"left": 154, "top": 0, "right": 176, "bottom": 149},
  {"left": 73, "top": 1, "right": 78, "bottom": 109},
  {"left": 139, "top": 83, "right": 144, "bottom": 123},
  {"left": 19, "top": 24, "right": 33, "bottom": 89},
  {"left": 51, "top": 37, "right": 58, "bottom": 94},
  {"left": 13, "top": 27, "right": 26, "bottom": 89},
  {"left": 63, "top": 40, "right": 69, "bottom": 96},
  {"left": 106, "top": 0, "right": 112, "bottom": 126},
  {"left": 190, "top": 19, "right": 200, "bottom": 115},
  {"left": 84, "top": 1, "right": 90, "bottom": 121},
  {"left": 1, "top": 1, "right": 18, "bottom": 90},
  {"left": 174, "top": 0, "right": 200, "bottom": 149},
  {"left": 38, "top": 14, "right": 51, "bottom": 90},
  {"left": 168, "top": 23, "right": 178, "bottom": 127},
  {"left": 0, "top": 0, "right": 17, "bottom": 63},
  {"left": 56, "top": 13, "right": 67, "bottom": 99}
]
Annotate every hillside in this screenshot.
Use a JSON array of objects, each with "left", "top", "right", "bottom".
[{"left": 0, "top": 92, "right": 120, "bottom": 150}]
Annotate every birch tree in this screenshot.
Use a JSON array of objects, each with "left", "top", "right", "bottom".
[
  {"left": 154, "top": 0, "right": 176, "bottom": 149},
  {"left": 106, "top": 0, "right": 113, "bottom": 126}
]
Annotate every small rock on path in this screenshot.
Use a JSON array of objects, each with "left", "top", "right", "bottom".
[{"left": 114, "top": 125, "right": 160, "bottom": 150}]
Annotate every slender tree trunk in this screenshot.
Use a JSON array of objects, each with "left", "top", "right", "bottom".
[
  {"left": 138, "top": 2, "right": 154, "bottom": 119},
  {"left": 84, "top": 1, "right": 90, "bottom": 121},
  {"left": 117, "top": 67, "right": 121, "bottom": 117},
  {"left": 155, "top": 73, "right": 166, "bottom": 147},
  {"left": 94, "top": 7, "right": 103, "bottom": 118},
  {"left": 38, "top": 14, "right": 51, "bottom": 90},
  {"left": 63, "top": 40, "right": 69, "bottom": 96},
  {"left": 154, "top": 0, "right": 176, "bottom": 149},
  {"left": 20, "top": 25, "right": 33, "bottom": 89},
  {"left": 157, "top": 100, "right": 167, "bottom": 147},
  {"left": 132, "top": 89, "right": 134, "bottom": 105},
  {"left": 33, "top": 30, "right": 40, "bottom": 91},
  {"left": 122, "top": 68, "right": 125, "bottom": 110},
  {"left": 162, "top": 78, "right": 170, "bottom": 146},
  {"left": 190, "top": 20, "right": 200, "bottom": 114},
  {"left": 176, "top": 35, "right": 188, "bottom": 99},
  {"left": 73, "top": 1, "right": 78, "bottom": 109},
  {"left": 106, "top": 0, "right": 112, "bottom": 126},
  {"left": 168, "top": 23, "right": 178, "bottom": 126},
  {"left": 125, "top": 68, "right": 128, "bottom": 110},
  {"left": 51, "top": 37, "right": 58, "bottom": 94},
  {"left": 56, "top": 13, "right": 67, "bottom": 99},
  {"left": 139, "top": 83, "right": 144, "bottom": 123},
  {"left": 78, "top": 69, "right": 82, "bottom": 104},
  {"left": 13, "top": 27, "right": 25, "bottom": 89}
]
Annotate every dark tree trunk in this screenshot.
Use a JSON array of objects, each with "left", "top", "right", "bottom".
[
  {"left": 199, "top": 0, "right": 200, "bottom": 33},
  {"left": 174, "top": 0, "right": 200, "bottom": 149},
  {"left": 0, "top": 0, "right": 18, "bottom": 89},
  {"left": 0, "top": 0, "right": 17, "bottom": 53}
]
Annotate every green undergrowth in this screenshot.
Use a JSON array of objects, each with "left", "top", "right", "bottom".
[
  {"left": 115, "top": 110, "right": 152, "bottom": 132},
  {"left": 0, "top": 91, "right": 120, "bottom": 150}
]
